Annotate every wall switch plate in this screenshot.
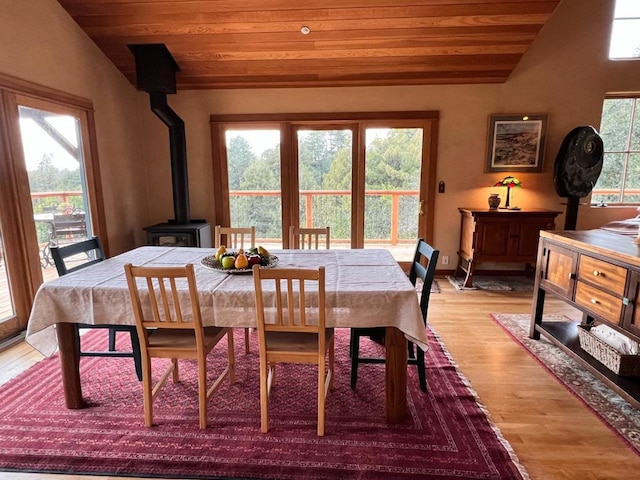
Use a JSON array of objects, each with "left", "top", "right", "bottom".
[{"left": 442, "top": 255, "right": 449, "bottom": 265}]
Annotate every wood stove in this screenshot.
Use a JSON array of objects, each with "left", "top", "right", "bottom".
[
  {"left": 145, "top": 220, "right": 212, "bottom": 248},
  {"left": 129, "top": 44, "right": 212, "bottom": 248}
]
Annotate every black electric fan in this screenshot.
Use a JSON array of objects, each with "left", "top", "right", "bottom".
[{"left": 553, "top": 126, "right": 604, "bottom": 230}]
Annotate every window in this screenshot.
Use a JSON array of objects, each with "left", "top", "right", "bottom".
[
  {"left": 591, "top": 96, "right": 640, "bottom": 205},
  {"left": 609, "top": 0, "right": 640, "bottom": 59},
  {"left": 225, "top": 129, "right": 283, "bottom": 248},
  {"left": 210, "top": 112, "right": 439, "bottom": 264}
]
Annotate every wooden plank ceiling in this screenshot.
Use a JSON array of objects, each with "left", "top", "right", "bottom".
[{"left": 57, "top": 0, "right": 561, "bottom": 90}]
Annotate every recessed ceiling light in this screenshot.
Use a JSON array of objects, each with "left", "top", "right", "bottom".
[{"left": 300, "top": 26, "right": 311, "bottom": 35}]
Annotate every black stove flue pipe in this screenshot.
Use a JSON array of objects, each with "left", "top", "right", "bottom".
[
  {"left": 149, "top": 91, "right": 190, "bottom": 225},
  {"left": 128, "top": 44, "right": 190, "bottom": 225}
]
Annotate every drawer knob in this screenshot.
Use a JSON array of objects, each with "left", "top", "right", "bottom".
[
  {"left": 591, "top": 298, "right": 600, "bottom": 305},
  {"left": 593, "top": 270, "right": 602, "bottom": 277}
]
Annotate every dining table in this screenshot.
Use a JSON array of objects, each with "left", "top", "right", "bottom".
[{"left": 26, "top": 246, "right": 428, "bottom": 423}]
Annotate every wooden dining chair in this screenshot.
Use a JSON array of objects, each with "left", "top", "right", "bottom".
[
  {"left": 51, "top": 237, "right": 142, "bottom": 381},
  {"left": 214, "top": 225, "right": 256, "bottom": 250},
  {"left": 252, "top": 264, "right": 334, "bottom": 436},
  {"left": 349, "top": 238, "right": 439, "bottom": 392},
  {"left": 124, "top": 263, "right": 236, "bottom": 429},
  {"left": 214, "top": 225, "right": 256, "bottom": 353},
  {"left": 288, "top": 226, "right": 330, "bottom": 249}
]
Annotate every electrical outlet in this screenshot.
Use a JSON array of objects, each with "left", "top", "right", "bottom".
[{"left": 442, "top": 255, "right": 449, "bottom": 265}]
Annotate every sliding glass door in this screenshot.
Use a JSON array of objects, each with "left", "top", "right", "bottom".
[
  {"left": 363, "top": 127, "right": 423, "bottom": 260},
  {"left": 295, "top": 128, "right": 353, "bottom": 248},
  {"left": 224, "top": 129, "right": 283, "bottom": 249},
  {"left": 211, "top": 112, "right": 438, "bottom": 264},
  {"left": 18, "top": 105, "right": 94, "bottom": 279},
  {"left": 0, "top": 77, "right": 104, "bottom": 344}
]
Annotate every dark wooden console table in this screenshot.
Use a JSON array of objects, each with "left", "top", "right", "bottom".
[
  {"left": 530, "top": 229, "right": 640, "bottom": 408},
  {"left": 456, "top": 208, "right": 560, "bottom": 287}
]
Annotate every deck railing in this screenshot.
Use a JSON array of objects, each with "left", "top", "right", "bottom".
[
  {"left": 230, "top": 189, "right": 419, "bottom": 245},
  {"left": 591, "top": 188, "right": 640, "bottom": 204},
  {"left": 29, "top": 189, "right": 421, "bottom": 245}
]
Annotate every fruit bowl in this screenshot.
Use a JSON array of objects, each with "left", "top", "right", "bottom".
[{"left": 200, "top": 253, "right": 279, "bottom": 274}]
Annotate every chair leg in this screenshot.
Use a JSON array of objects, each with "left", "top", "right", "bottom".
[
  {"left": 130, "top": 329, "right": 143, "bottom": 382},
  {"left": 142, "top": 356, "right": 153, "bottom": 427},
  {"left": 172, "top": 359, "right": 179, "bottom": 383},
  {"left": 108, "top": 328, "right": 117, "bottom": 351},
  {"left": 350, "top": 331, "right": 360, "bottom": 390},
  {"left": 244, "top": 328, "right": 250, "bottom": 354},
  {"left": 349, "top": 330, "right": 355, "bottom": 358},
  {"left": 259, "top": 359, "right": 269, "bottom": 433},
  {"left": 329, "top": 337, "right": 335, "bottom": 390},
  {"left": 198, "top": 356, "right": 208, "bottom": 429},
  {"left": 227, "top": 329, "right": 236, "bottom": 384},
  {"left": 74, "top": 324, "right": 82, "bottom": 358},
  {"left": 416, "top": 347, "right": 427, "bottom": 392},
  {"left": 318, "top": 353, "right": 326, "bottom": 436},
  {"left": 408, "top": 341, "right": 416, "bottom": 359}
]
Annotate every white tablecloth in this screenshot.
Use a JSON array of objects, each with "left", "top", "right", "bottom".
[{"left": 26, "top": 246, "right": 427, "bottom": 355}]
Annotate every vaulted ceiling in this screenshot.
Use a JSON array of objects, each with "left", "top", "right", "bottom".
[{"left": 57, "top": 0, "right": 561, "bottom": 90}]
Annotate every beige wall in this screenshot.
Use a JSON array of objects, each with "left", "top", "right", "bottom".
[
  {"left": 0, "top": 0, "right": 149, "bottom": 254},
  {"left": 4, "top": 0, "right": 640, "bottom": 265}
]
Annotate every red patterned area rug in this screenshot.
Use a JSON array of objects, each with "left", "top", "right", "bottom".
[
  {"left": 0, "top": 328, "right": 528, "bottom": 480},
  {"left": 491, "top": 313, "right": 640, "bottom": 456}
]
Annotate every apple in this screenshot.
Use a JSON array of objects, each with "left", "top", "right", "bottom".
[
  {"left": 248, "top": 254, "right": 261, "bottom": 266},
  {"left": 221, "top": 256, "right": 236, "bottom": 269}
]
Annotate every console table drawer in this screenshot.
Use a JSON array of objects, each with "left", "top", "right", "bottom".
[
  {"left": 575, "top": 281, "right": 623, "bottom": 324},
  {"left": 577, "top": 255, "right": 627, "bottom": 296}
]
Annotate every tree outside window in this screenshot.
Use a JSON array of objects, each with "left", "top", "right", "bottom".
[{"left": 592, "top": 97, "right": 640, "bottom": 205}]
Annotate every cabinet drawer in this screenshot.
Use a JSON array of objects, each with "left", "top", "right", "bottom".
[
  {"left": 577, "top": 255, "right": 627, "bottom": 296},
  {"left": 575, "top": 281, "right": 623, "bottom": 324}
]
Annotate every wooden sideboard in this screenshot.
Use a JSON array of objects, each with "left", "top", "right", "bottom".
[
  {"left": 456, "top": 208, "right": 561, "bottom": 287},
  {"left": 530, "top": 229, "right": 640, "bottom": 408}
]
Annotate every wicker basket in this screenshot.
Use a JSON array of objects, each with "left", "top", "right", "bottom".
[{"left": 577, "top": 325, "right": 640, "bottom": 376}]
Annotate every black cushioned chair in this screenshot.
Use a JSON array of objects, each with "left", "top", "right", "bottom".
[
  {"left": 349, "top": 238, "right": 439, "bottom": 392},
  {"left": 50, "top": 237, "right": 142, "bottom": 381}
]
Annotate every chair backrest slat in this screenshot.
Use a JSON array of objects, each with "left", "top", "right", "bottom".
[
  {"left": 125, "top": 264, "right": 203, "bottom": 331},
  {"left": 214, "top": 225, "right": 256, "bottom": 249},
  {"left": 253, "top": 266, "right": 325, "bottom": 334},
  {"left": 288, "top": 226, "right": 330, "bottom": 249},
  {"left": 409, "top": 238, "right": 439, "bottom": 324},
  {"left": 50, "top": 237, "right": 105, "bottom": 276}
]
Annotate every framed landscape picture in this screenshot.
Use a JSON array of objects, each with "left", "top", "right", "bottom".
[{"left": 485, "top": 114, "right": 548, "bottom": 172}]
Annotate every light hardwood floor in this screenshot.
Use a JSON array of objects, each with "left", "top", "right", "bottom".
[{"left": 1, "top": 278, "right": 639, "bottom": 480}]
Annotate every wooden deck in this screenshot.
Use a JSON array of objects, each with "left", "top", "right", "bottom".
[{"left": 0, "top": 257, "right": 59, "bottom": 322}]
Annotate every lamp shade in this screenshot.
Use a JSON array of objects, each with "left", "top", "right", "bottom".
[
  {"left": 493, "top": 176, "right": 522, "bottom": 208},
  {"left": 494, "top": 176, "right": 522, "bottom": 188}
]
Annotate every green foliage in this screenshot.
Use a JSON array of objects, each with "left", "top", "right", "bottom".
[
  {"left": 227, "top": 136, "right": 257, "bottom": 190},
  {"left": 28, "top": 154, "right": 85, "bottom": 243},
  {"left": 227, "top": 128, "right": 422, "bottom": 243},
  {"left": 365, "top": 129, "right": 421, "bottom": 190},
  {"left": 592, "top": 98, "right": 640, "bottom": 204}
]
